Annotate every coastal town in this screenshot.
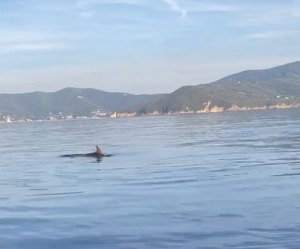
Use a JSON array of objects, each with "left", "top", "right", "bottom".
[{"left": 0, "top": 110, "right": 136, "bottom": 123}]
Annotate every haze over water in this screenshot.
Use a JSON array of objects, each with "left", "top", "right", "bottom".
[{"left": 1, "top": 109, "right": 300, "bottom": 249}]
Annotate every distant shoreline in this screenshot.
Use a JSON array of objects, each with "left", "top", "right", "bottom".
[{"left": 1, "top": 103, "right": 300, "bottom": 124}]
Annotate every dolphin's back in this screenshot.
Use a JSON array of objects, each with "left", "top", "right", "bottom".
[{"left": 60, "top": 145, "right": 108, "bottom": 158}]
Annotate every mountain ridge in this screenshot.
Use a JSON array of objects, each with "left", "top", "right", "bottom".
[
  {"left": 136, "top": 61, "right": 300, "bottom": 115},
  {"left": 0, "top": 87, "right": 166, "bottom": 118},
  {"left": 1, "top": 61, "right": 300, "bottom": 120}
]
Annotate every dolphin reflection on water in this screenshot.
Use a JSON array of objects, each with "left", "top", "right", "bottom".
[{"left": 61, "top": 145, "right": 112, "bottom": 161}]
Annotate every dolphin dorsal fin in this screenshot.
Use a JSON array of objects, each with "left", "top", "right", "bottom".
[{"left": 95, "top": 145, "right": 103, "bottom": 155}]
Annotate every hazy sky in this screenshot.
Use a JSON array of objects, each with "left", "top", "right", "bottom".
[{"left": 1, "top": 0, "right": 300, "bottom": 94}]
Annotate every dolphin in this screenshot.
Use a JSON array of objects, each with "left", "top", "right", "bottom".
[{"left": 61, "top": 145, "right": 111, "bottom": 159}]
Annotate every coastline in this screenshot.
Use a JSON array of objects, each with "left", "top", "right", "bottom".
[{"left": 1, "top": 102, "right": 300, "bottom": 124}]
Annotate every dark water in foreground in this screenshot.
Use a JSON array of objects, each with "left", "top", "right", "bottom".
[{"left": 1, "top": 109, "right": 300, "bottom": 249}]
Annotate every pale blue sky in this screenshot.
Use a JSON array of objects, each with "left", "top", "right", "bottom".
[{"left": 1, "top": 0, "right": 300, "bottom": 93}]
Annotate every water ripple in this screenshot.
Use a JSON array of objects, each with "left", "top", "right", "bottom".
[{"left": 1, "top": 109, "right": 300, "bottom": 248}]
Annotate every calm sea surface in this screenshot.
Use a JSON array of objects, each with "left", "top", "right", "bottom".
[{"left": 1, "top": 109, "right": 300, "bottom": 249}]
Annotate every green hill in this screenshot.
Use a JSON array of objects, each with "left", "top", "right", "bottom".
[
  {"left": 137, "top": 61, "right": 300, "bottom": 114},
  {"left": 0, "top": 88, "right": 166, "bottom": 118},
  {"left": 2, "top": 61, "right": 300, "bottom": 119}
]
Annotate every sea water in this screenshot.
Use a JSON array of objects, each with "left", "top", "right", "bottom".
[{"left": 1, "top": 109, "right": 300, "bottom": 249}]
